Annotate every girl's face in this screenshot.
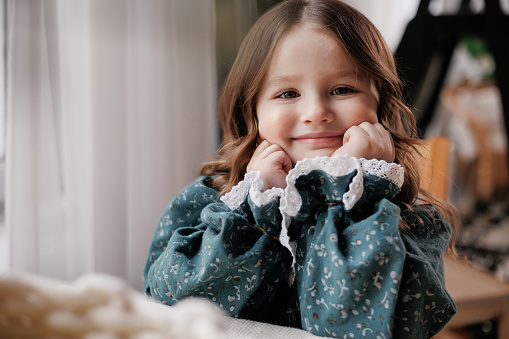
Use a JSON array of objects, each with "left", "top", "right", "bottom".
[{"left": 256, "top": 23, "right": 380, "bottom": 165}]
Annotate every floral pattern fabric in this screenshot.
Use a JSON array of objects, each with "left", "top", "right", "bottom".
[{"left": 143, "top": 156, "right": 456, "bottom": 338}]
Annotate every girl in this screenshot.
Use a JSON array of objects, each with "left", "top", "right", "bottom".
[{"left": 143, "top": 0, "right": 457, "bottom": 338}]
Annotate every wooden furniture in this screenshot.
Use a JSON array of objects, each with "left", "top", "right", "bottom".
[
  {"left": 419, "top": 138, "right": 509, "bottom": 339},
  {"left": 418, "top": 137, "right": 450, "bottom": 200},
  {"left": 442, "top": 255, "right": 509, "bottom": 337}
]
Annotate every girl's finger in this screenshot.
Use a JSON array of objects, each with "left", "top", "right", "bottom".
[
  {"left": 252, "top": 140, "right": 271, "bottom": 158},
  {"left": 265, "top": 150, "right": 292, "bottom": 170},
  {"left": 343, "top": 125, "right": 368, "bottom": 144},
  {"left": 258, "top": 143, "right": 286, "bottom": 159},
  {"left": 371, "top": 123, "right": 395, "bottom": 162},
  {"left": 279, "top": 150, "right": 293, "bottom": 174},
  {"left": 372, "top": 123, "right": 395, "bottom": 151},
  {"left": 248, "top": 142, "right": 288, "bottom": 172},
  {"left": 357, "top": 122, "right": 384, "bottom": 139},
  {"left": 373, "top": 123, "right": 392, "bottom": 140}
]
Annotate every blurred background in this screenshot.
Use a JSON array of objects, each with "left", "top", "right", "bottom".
[{"left": 0, "top": 2, "right": 508, "bottom": 336}]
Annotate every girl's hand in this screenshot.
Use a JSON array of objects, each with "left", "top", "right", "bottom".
[
  {"left": 332, "top": 122, "right": 395, "bottom": 163},
  {"left": 247, "top": 140, "right": 292, "bottom": 190}
]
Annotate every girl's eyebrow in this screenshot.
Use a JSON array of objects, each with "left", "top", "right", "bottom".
[
  {"left": 327, "top": 70, "right": 359, "bottom": 80},
  {"left": 264, "top": 75, "right": 300, "bottom": 88},
  {"left": 264, "top": 70, "right": 360, "bottom": 89}
]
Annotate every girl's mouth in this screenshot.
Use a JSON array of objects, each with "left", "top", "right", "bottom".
[{"left": 292, "top": 133, "right": 343, "bottom": 146}]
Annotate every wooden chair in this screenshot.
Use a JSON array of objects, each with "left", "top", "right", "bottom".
[{"left": 419, "top": 138, "right": 509, "bottom": 339}]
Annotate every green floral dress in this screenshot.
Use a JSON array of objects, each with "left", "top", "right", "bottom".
[{"left": 143, "top": 155, "right": 456, "bottom": 338}]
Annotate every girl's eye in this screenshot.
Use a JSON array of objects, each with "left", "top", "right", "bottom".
[
  {"left": 276, "top": 90, "right": 299, "bottom": 99},
  {"left": 331, "top": 87, "right": 355, "bottom": 95}
]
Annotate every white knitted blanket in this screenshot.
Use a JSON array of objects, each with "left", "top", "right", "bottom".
[{"left": 0, "top": 272, "right": 321, "bottom": 339}]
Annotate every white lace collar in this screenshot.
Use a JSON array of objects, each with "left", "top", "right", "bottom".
[{"left": 221, "top": 155, "right": 403, "bottom": 212}]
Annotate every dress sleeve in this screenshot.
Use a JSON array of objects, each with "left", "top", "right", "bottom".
[
  {"left": 392, "top": 206, "right": 457, "bottom": 338},
  {"left": 143, "top": 175, "right": 292, "bottom": 319},
  {"left": 285, "top": 157, "right": 455, "bottom": 338}
]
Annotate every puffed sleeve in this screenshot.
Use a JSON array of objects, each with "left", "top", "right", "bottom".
[
  {"left": 143, "top": 175, "right": 292, "bottom": 319},
  {"left": 283, "top": 156, "right": 455, "bottom": 338},
  {"left": 392, "top": 206, "right": 456, "bottom": 338}
]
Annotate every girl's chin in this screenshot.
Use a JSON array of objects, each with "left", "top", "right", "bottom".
[{"left": 291, "top": 150, "right": 337, "bottom": 164}]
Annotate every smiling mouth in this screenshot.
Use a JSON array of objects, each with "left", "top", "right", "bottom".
[{"left": 292, "top": 133, "right": 343, "bottom": 146}]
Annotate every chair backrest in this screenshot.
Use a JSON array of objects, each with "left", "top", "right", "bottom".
[{"left": 417, "top": 137, "right": 450, "bottom": 201}]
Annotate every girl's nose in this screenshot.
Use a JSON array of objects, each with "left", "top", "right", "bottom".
[{"left": 301, "top": 96, "right": 334, "bottom": 123}]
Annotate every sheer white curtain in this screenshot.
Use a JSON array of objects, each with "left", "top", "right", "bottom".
[{"left": 5, "top": 0, "right": 217, "bottom": 290}]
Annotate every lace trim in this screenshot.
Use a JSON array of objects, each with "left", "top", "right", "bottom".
[
  {"left": 279, "top": 156, "right": 404, "bottom": 217},
  {"left": 220, "top": 171, "right": 283, "bottom": 210},
  {"left": 220, "top": 171, "right": 258, "bottom": 210},
  {"left": 360, "top": 158, "right": 404, "bottom": 187}
]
